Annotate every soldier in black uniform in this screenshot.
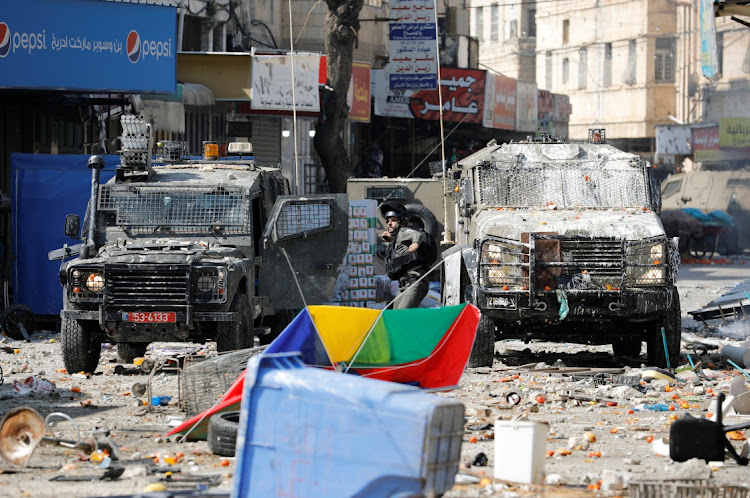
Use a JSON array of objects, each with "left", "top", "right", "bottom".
[{"left": 381, "top": 202, "right": 429, "bottom": 309}]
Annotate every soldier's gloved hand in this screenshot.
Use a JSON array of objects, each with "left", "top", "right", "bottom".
[{"left": 381, "top": 231, "right": 393, "bottom": 242}]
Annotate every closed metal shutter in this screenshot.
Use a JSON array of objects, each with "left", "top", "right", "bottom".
[{"left": 251, "top": 117, "right": 281, "bottom": 166}]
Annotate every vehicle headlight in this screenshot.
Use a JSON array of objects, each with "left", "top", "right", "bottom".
[
  {"left": 193, "top": 268, "right": 227, "bottom": 303},
  {"left": 626, "top": 241, "right": 667, "bottom": 286},
  {"left": 480, "top": 240, "right": 526, "bottom": 289},
  {"left": 85, "top": 273, "right": 105, "bottom": 292},
  {"left": 69, "top": 268, "right": 105, "bottom": 300}
]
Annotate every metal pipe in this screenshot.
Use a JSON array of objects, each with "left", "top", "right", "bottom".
[{"left": 84, "top": 156, "right": 105, "bottom": 259}]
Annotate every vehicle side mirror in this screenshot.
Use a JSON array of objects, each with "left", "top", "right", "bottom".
[{"left": 64, "top": 215, "right": 80, "bottom": 238}]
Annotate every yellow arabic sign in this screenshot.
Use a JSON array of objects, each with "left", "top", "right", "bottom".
[{"left": 719, "top": 117, "right": 750, "bottom": 148}]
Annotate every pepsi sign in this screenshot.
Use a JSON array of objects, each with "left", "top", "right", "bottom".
[{"left": 0, "top": 0, "right": 176, "bottom": 93}]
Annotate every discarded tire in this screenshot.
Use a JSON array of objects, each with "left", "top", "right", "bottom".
[
  {"left": 1, "top": 304, "right": 36, "bottom": 340},
  {"left": 208, "top": 411, "right": 240, "bottom": 457}
]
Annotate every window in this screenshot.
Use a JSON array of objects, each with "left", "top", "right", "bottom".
[
  {"left": 716, "top": 31, "right": 724, "bottom": 76},
  {"left": 491, "top": 4, "right": 499, "bottom": 41},
  {"left": 545, "top": 51, "right": 552, "bottom": 89},
  {"left": 562, "top": 58, "right": 569, "bottom": 84},
  {"left": 603, "top": 42, "right": 612, "bottom": 87},
  {"left": 507, "top": 20, "right": 517, "bottom": 40},
  {"left": 655, "top": 37, "right": 675, "bottom": 83},
  {"left": 624, "top": 39, "right": 637, "bottom": 85},
  {"left": 475, "top": 7, "right": 483, "bottom": 41},
  {"left": 578, "top": 47, "right": 587, "bottom": 89},
  {"left": 527, "top": 9, "right": 536, "bottom": 37},
  {"left": 562, "top": 19, "right": 569, "bottom": 45},
  {"left": 661, "top": 179, "right": 682, "bottom": 200}
]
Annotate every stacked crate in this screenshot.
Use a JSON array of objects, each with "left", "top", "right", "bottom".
[{"left": 333, "top": 199, "right": 379, "bottom": 308}]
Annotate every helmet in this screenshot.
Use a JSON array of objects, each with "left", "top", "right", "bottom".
[
  {"left": 381, "top": 200, "right": 407, "bottom": 221},
  {"left": 384, "top": 210, "right": 405, "bottom": 221}
]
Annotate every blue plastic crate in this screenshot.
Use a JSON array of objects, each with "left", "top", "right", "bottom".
[{"left": 231, "top": 353, "right": 464, "bottom": 497}]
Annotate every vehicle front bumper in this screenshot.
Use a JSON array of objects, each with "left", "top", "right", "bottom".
[{"left": 476, "top": 286, "right": 673, "bottom": 323}]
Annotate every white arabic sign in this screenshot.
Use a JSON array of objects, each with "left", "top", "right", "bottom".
[
  {"left": 250, "top": 54, "right": 320, "bottom": 112},
  {"left": 388, "top": 0, "right": 437, "bottom": 90}
]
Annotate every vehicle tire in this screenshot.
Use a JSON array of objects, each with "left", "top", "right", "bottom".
[
  {"left": 217, "top": 293, "right": 253, "bottom": 352},
  {"left": 612, "top": 338, "right": 643, "bottom": 357},
  {"left": 61, "top": 317, "right": 102, "bottom": 374},
  {"left": 208, "top": 411, "right": 240, "bottom": 457},
  {"left": 1, "top": 304, "right": 36, "bottom": 340},
  {"left": 117, "top": 342, "right": 149, "bottom": 363},
  {"left": 646, "top": 288, "right": 682, "bottom": 368},
  {"left": 468, "top": 314, "right": 495, "bottom": 368},
  {"left": 404, "top": 203, "right": 438, "bottom": 239}
]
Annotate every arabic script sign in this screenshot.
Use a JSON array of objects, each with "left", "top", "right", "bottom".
[
  {"left": 0, "top": 0, "right": 176, "bottom": 93},
  {"left": 250, "top": 54, "right": 320, "bottom": 112},
  {"left": 692, "top": 125, "right": 721, "bottom": 162},
  {"left": 373, "top": 67, "right": 485, "bottom": 123},
  {"left": 719, "top": 118, "right": 750, "bottom": 149},
  {"left": 388, "top": 0, "right": 437, "bottom": 90},
  {"left": 348, "top": 62, "right": 372, "bottom": 123}
]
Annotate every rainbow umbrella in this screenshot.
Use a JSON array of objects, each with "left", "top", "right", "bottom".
[{"left": 167, "top": 303, "right": 480, "bottom": 440}]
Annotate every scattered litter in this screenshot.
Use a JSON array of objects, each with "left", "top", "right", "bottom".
[
  {"left": 12, "top": 375, "right": 55, "bottom": 394},
  {"left": 650, "top": 437, "right": 670, "bottom": 457}
]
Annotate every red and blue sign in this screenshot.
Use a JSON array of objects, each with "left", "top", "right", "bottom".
[{"left": 0, "top": 0, "right": 176, "bottom": 93}]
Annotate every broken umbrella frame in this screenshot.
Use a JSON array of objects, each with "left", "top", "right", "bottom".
[{"left": 670, "top": 392, "right": 750, "bottom": 465}]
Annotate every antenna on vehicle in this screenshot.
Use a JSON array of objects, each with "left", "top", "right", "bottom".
[{"left": 431, "top": 0, "right": 453, "bottom": 246}]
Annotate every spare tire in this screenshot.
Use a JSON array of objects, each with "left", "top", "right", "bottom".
[
  {"left": 403, "top": 203, "right": 438, "bottom": 238},
  {"left": 208, "top": 411, "right": 241, "bottom": 457}
]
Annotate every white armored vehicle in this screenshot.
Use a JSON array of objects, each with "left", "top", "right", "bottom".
[{"left": 443, "top": 132, "right": 680, "bottom": 368}]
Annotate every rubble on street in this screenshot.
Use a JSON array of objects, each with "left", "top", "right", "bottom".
[{"left": 0, "top": 258, "right": 749, "bottom": 496}]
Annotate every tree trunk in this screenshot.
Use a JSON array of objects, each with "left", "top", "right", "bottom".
[{"left": 314, "top": 0, "right": 364, "bottom": 193}]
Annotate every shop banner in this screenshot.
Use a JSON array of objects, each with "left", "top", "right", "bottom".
[
  {"left": 699, "top": 0, "right": 718, "bottom": 80},
  {"left": 0, "top": 0, "right": 176, "bottom": 93},
  {"left": 251, "top": 54, "right": 320, "bottom": 112},
  {"left": 656, "top": 125, "right": 693, "bottom": 155},
  {"left": 482, "top": 73, "right": 516, "bottom": 130},
  {"left": 388, "top": 0, "right": 437, "bottom": 90},
  {"left": 719, "top": 117, "right": 750, "bottom": 149},
  {"left": 319, "top": 57, "right": 372, "bottom": 122},
  {"left": 515, "top": 81, "right": 538, "bottom": 132},
  {"left": 374, "top": 68, "right": 486, "bottom": 124},
  {"left": 348, "top": 62, "right": 372, "bottom": 122},
  {"left": 692, "top": 125, "right": 721, "bottom": 162}
]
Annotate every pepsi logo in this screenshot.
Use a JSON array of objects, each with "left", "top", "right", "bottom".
[
  {"left": 126, "top": 30, "right": 140, "bottom": 63},
  {"left": 0, "top": 23, "right": 10, "bottom": 58}
]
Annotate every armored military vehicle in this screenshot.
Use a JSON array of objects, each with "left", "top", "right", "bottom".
[
  {"left": 50, "top": 116, "right": 347, "bottom": 373},
  {"left": 443, "top": 131, "right": 680, "bottom": 368},
  {"left": 661, "top": 169, "right": 750, "bottom": 254}
]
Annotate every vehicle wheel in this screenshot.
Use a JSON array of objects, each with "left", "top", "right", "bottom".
[
  {"left": 208, "top": 411, "right": 240, "bottom": 457},
  {"left": 689, "top": 236, "right": 709, "bottom": 259},
  {"left": 117, "top": 342, "right": 149, "bottom": 363},
  {"left": 647, "top": 289, "right": 681, "bottom": 368},
  {"left": 217, "top": 294, "right": 253, "bottom": 352},
  {"left": 61, "top": 317, "right": 102, "bottom": 374},
  {"left": 468, "top": 314, "right": 495, "bottom": 368},
  {"left": 1, "top": 304, "right": 36, "bottom": 340},
  {"left": 612, "top": 338, "right": 642, "bottom": 357},
  {"left": 404, "top": 203, "right": 438, "bottom": 239}
]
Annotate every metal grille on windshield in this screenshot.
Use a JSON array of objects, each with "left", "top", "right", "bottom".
[{"left": 98, "top": 185, "right": 250, "bottom": 234}]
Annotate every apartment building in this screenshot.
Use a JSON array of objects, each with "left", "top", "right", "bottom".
[{"left": 470, "top": 0, "right": 537, "bottom": 83}]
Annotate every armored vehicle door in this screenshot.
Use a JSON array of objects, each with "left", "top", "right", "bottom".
[{"left": 259, "top": 194, "right": 348, "bottom": 309}]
